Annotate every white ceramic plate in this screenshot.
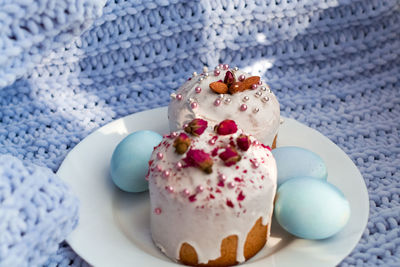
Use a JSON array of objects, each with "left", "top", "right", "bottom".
[{"left": 57, "top": 106, "right": 369, "bottom": 267}]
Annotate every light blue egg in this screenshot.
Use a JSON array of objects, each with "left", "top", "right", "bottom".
[
  {"left": 272, "top": 146, "right": 327, "bottom": 187},
  {"left": 110, "top": 130, "right": 162, "bottom": 192},
  {"left": 274, "top": 177, "right": 350, "bottom": 239}
]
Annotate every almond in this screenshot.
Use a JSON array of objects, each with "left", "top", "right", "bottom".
[
  {"left": 228, "top": 82, "right": 246, "bottom": 94},
  {"left": 209, "top": 81, "right": 228, "bottom": 94},
  {"left": 242, "top": 76, "right": 260, "bottom": 90}
]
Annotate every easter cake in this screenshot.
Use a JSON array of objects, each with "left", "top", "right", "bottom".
[
  {"left": 147, "top": 118, "right": 277, "bottom": 266},
  {"left": 168, "top": 64, "right": 280, "bottom": 147}
]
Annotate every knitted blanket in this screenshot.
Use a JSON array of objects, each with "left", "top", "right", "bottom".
[{"left": 0, "top": 0, "right": 399, "bottom": 266}]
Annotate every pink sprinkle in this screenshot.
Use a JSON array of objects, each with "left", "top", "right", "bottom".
[
  {"left": 217, "top": 180, "right": 225, "bottom": 187},
  {"left": 253, "top": 140, "right": 260, "bottom": 146},
  {"left": 165, "top": 185, "right": 174, "bottom": 193},
  {"left": 208, "top": 136, "right": 218, "bottom": 145},
  {"left": 156, "top": 164, "right": 162, "bottom": 172},
  {"left": 163, "top": 170, "right": 170, "bottom": 178},
  {"left": 183, "top": 123, "right": 189, "bottom": 129},
  {"left": 251, "top": 84, "right": 258, "bottom": 90},
  {"left": 214, "top": 69, "right": 220, "bottom": 76},
  {"left": 252, "top": 161, "right": 260, "bottom": 168},
  {"left": 157, "top": 152, "right": 163, "bottom": 159},
  {"left": 240, "top": 104, "right": 247, "bottom": 111},
  {"left": 209, "top": 194, "right": 215, "bottom": 199},
  {"left": 171, "top": 132, "right": 178, "bottom": 137},
  {"left": 226, "top": 199, "right": 234, "bottom": 208},
  {"left": 191, "top": 102, "right": 198, "bottom": 109},
  {"left": 197, "top": 185, "right": 204, "bottom": 193},
  {"left": 176, "top": 94, "right": 183, "bottom": 100},
  {"left": 223, "top": 64, "right": 229, "bottom": 70},
  {"left": 154, "top": 208, "right": 162, "bottom": 215},
  {"left": 182, "top": 189, "right": 190, "bottom": 196},
  {"left": 195, "top": 87, "right": 202, "bottom": 93},
  {"left": 218, "top": 63, "right": 224, "bottom": 68},
  {"left": 258, "top": 80, "right": 262, "bottom": 85},
  {"left": 214, "top": 99, "right": 221, "bottom": 106},
  {"left": 228, "top": 182, "right": 235, "bottom": 189},
  {"left": 176, "top": 162, "right": 183, "bottom": 170},
  {"left": 219, "top": 174, "right": 227, "bottom": 181},
  {"left": 239, "top": 74, "right": 245, "bottom": 81}
]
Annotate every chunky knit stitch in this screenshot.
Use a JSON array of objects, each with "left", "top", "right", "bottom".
[
  {"left": 0, "top": 155, "right": 79, "bottom": 267},
  {"left": 0, "top": 0, "right": 399, "bottom": 266}
]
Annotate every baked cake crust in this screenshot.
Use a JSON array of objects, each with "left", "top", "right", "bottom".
[{"left": 148, "top": 120, "right": 277, "bottom": 265}]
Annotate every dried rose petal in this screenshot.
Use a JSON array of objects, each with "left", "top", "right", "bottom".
[
  {"left": 219, "top": 146, "right": 241, "bottom": 166},
  {"left": 237, "top": 191, "right": 245, "bottom": 201},
  {"left": 173, "top": 133, "right": 191, "bottom": 154},
  {"left": 224, "top": 71, "right": 235, "bottom": 87},
  {"left": 184, "top": 118, "right": 208, "bottom": 136},
  {"left": 261, "top": 143, "right": 271, "bottom": 151},
  {"left": 215, "top": 120, "right": 238, "bottom": 135},
  {"left": 226, "top": 199, "right": 234, "bottom": 208},
  {"left": 183, "top": 149, "right": 213, "bottom": 174},
  {"left": 211, "top": 147, "right": 220, "bottom": 157},
  {"left": 236, "top": 134, "right": 251, "bottom": 151},
  {"left": 189, "top": 194, "right": 197, "bottom": 202}
]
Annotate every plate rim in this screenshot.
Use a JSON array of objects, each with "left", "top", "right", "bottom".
[{"left": 57, "top": 106, "right": 369, "bottom": 267}]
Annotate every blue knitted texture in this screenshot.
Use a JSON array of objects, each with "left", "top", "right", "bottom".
[
  {"left": 0, "top": 0, "right": 399, "bottom": 266},
  {"left": 0, "top": 155, "right": 79, "bottom": 267},
  {"left": 0, "top": 0, "right": 105, "bottom": 88}
]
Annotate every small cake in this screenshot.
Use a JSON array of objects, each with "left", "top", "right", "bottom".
[
  {"left": 168, "top": 64, "right": 280, "bottom": 147},
  {"left": 147, "top": 118, "right": 277, "bottom": 266}
]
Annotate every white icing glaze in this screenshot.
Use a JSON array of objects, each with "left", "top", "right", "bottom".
[
  {"left": 168, "top": 67, "right": 280, "bottom": 145},
  {"left": 148, "top": 124, "right": 277, "bottom": 264}
]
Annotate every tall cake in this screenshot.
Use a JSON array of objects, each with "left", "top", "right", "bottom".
[
  {"left": 147, "top": 118, "right": 277, "bottom": 266},
  {"left": 168, "top": 64, "right": 280, "bottom": 147}
]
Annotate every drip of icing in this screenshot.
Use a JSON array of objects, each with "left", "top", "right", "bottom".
[
  {"left": 150, "top": 185, "right": 275, "bottom": 263},
  {"left": 167, "top": 68, "right": 280, "bottom": 146},
  {"left": 148, "top": 127, "right": 277, "bottom": 263}
]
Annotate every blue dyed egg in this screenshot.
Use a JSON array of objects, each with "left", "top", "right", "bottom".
[
  {"left": 272, "top": 146, "right": 327, "bottom": 186},
  {"left": 274, "top": 177, "right": 351, "bottom": 239},
  {"left": 110, "top": 130, "right": 162, "bottom": 192}
]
